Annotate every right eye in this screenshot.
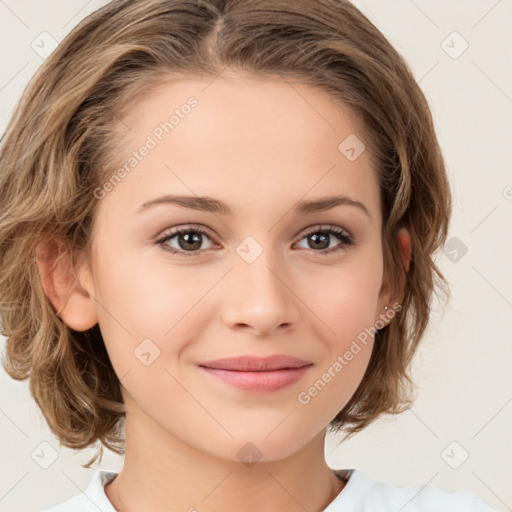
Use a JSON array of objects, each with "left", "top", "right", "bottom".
[{"left": 156, "top": 225, "right": 219, "bottom": 257}]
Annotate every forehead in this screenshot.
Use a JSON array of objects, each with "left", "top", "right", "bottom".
[{"left": 98, "top": 73, "right": 380, "bottom": 224}]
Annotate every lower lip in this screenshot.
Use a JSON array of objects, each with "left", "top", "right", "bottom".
[{"left": 200, "top": 366, "right": 312, "bottom": 392}]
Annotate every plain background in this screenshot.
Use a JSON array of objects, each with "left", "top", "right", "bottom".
[{"left": 0, "top": 1, "right": 511, "bottom": 511}]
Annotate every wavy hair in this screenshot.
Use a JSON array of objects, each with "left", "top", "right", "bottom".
[{"left": 0, "top": 0, "right": 451, "bottom": 467}]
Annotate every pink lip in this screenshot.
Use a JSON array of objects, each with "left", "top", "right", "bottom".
[
  {"left": 201, "top": 367, "right": 312, "bottom": 392},
  {"left": 199, "top": 355, "right": 313, "bottom": 392}
]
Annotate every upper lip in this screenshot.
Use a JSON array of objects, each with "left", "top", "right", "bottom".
[{"left": 199, "top": 355, "right": 313, "bottom": 371}]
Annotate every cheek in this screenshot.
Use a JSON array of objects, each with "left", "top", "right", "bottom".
[
  {"left": 306, "top": 251, "right": 384, "bottom": 341},
  {"left": 93, "top": 252, "right": 219, "bottom": 374},
  {"left": 294, "top": 262, "right": 382, "bottom": 418},
  {"left": 294, "top": 253, "right": 382, "bottom": 410},
  {"left": 95, "top": 251, "right": 205, "bottom": 331},
  {"left": 296, "top": 340, "right": 373, "bottom": 427}
]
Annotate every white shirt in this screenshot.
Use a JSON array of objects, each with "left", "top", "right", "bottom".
[{"left": 42, "top": 468, "right": 495, "bottom": 511}]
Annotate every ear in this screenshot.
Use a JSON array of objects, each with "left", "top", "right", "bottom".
[
  {"left": 376, "top": 227, "right": 411, "bottom": 322},
  {"left": 397, "top": 227, "right": 411, "bottom": 274},
  {"left": 35, "top": 237, "right": 98, "bottom": 331}
]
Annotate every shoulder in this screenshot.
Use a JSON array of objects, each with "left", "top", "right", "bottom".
[
  {"left": 327, "top": 468, "right": 495, "bottom": 512},
  {"left": 41, "top": 470, "right": 118, "bottom": 512}
]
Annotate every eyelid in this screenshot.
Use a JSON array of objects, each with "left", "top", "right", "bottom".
[
  {"left": 296, "top": 223, "right": 353, "bottom": 240},
  {"left": 157, "top": 223, "right": 216, "bottom": 239}
]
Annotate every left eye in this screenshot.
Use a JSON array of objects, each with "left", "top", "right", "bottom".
[{"left": 294, "top": 226, "right": 354, "bottom": 254}]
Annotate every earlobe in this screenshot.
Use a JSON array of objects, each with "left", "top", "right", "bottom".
[{"left": 35, "top": 238, "right": 99, "bottom": 331}]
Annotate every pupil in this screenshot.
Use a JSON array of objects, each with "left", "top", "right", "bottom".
[
  {"left": 310, "top": 233, "right": 329, "bottom": 250},
  {"left": 180, "top": 232, "right": 202, "bottom": 250}
]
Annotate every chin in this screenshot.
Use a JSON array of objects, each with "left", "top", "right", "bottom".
[{"left": 194, "top": 424, "right": 319, "bottom": 464}]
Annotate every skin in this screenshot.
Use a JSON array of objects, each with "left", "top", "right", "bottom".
[{"left": 37, "top": 72, "right": 411, "bottom": 511}]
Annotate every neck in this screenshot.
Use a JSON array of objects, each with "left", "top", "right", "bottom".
[{"left": 105, "top": 410, "right": 345, "bottom": 512}]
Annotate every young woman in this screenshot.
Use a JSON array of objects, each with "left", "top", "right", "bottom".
[{"left": 0, "top": 0, "right": 494, "bottom": 510}]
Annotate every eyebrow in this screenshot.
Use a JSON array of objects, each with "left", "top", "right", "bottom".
[{"left": 136, "top": 194, "right": 371, "bottom": 219}]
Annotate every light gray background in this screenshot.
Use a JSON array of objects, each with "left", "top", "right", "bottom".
[{"left": 1, "top": 1, "right": 511, "bottom": 511}]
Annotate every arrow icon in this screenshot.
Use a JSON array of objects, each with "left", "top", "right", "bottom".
[
  {"left": 338, "top": 134, "right": 365, "bottom": 161},
  {"left": 134, "top": 339, "right": 161, "bottom": 366},
  {"left": 443, "top": 236, "right": 467, "bottom": 263}
]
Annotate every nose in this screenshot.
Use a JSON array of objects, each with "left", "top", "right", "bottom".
[{"left": 221, "top": 251, "right": 301, "bottom": 337}]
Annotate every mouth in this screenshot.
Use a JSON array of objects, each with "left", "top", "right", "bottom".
[{"left": 198, "top": 355, "right": 313, "bottom": 393}]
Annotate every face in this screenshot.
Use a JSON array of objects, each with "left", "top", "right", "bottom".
[{"left": 77, "top": 73, "right": 396, "bottom": 462}]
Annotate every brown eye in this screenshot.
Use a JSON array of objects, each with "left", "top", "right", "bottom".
[
  {"left": 295, "top": 226, "right": 354, "bottom": 254},
  {"left": 156, "top": 226, "right": 216, "bottom": 256}
]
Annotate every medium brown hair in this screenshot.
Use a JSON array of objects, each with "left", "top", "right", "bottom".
[{"left": 0, "top": 0, "right": 451, "bottom": 466}]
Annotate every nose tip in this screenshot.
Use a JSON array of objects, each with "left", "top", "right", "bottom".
[{"left": 221, "top": 259, "right": 300, "bottom": 336}]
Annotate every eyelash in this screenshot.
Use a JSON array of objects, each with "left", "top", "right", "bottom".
[{"left": 155, "top": 224, "right": 354, "bottom": 257}]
